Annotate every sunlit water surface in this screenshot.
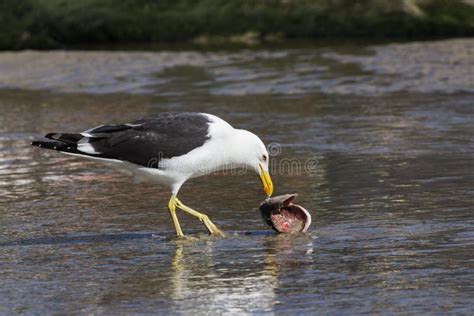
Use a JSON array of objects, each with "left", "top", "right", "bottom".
[{"left": 0, "top": 38, "right": 473, "bottom": 314}]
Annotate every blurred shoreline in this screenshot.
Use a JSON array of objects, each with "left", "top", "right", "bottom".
[
  {"left": 0, "top": 38, "right": 472, "bottom": 96},
  {"left": 1, "top": 0, "right": 473, "bottom": 50}
]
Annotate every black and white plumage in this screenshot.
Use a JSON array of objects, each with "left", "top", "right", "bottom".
[
  {"left": 34, "top": 112, "right": 211, "bottom": 174},
  {"left": 32, "top": 112, "right": 274, "bottom": 237}
]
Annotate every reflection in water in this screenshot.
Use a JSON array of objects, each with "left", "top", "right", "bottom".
[
  {"left": 0, "top": 39, "right": 473, "bottom": 314},
  {"left": 169, "top": 238, "right": 278, "bottom": 313},
  {"left": 167, "top": 234, "right": 314, "bottom": 314}
]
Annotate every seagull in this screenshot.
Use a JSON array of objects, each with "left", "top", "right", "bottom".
[{"left": 32, "top": 112, "right": 273, "bottom": 237}]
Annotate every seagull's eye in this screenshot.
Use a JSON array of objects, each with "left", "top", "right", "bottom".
[{"left": 261, "top": 155, "right": 267, "bottom": 162}]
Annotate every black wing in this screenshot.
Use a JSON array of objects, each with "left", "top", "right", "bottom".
[{"left": 32, "top": 112, "right": 211, "bottom": 168}]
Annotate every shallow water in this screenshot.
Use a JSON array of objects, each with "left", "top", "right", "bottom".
[{"left": 0, "top": 38, "right": 473, "bottom": 314}]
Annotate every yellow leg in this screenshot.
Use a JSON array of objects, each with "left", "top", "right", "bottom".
[
  {"left": 168, "top": 195, "right": 184, "bottom": 237},
  {"left": 175, "top": 197, "right": 225, "bottom": 237}
]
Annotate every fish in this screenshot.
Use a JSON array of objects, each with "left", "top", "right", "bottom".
[{"left": 259, "top": 194, "right": 311, "bottom": 234}]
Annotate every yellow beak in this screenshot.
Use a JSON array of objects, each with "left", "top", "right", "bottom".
[{"left": 259, "top": 163, "right": 273, "bottom": 197}]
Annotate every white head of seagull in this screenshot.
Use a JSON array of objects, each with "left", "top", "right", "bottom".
[
  {"left": 220, "top": 128, "right": 273, "bottom": 197},
  {"left": 31, "top": 112, "right": 274, "bottom": 238}
]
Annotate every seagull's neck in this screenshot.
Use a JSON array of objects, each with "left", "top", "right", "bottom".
[
  {"left": 204, "top": 115, "right": 261, "bottom": 174},
  {"left": 218, "top": 128, "right": 257, "bottom": 170}
]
